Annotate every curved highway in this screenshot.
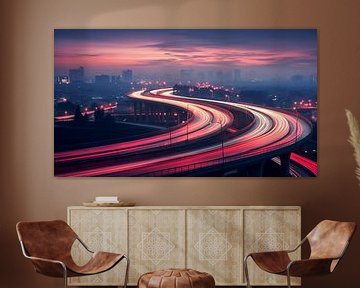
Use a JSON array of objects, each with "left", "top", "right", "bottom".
[
  {"left": 55, "top": 90, "right": 233, "bottom": 163},
  {"left": 55, "top": 88, "right": 314, "bottom": 177}
]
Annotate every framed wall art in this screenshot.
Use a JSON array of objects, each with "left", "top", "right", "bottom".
[{"left": 54, "top": 29, "right": 317, "bottom": 177}]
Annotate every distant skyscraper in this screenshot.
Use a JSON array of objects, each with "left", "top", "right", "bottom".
[
  {"left": 207, "top": 71, "right": 214, "bottom": 82},
  {"left": 234, "top": 69, "right": 241, "bottom": 83},
  {"left": 122, "top": 69, "right": 133, "bottom": 82},
  {"left": 310, "top": 74, "right": 317, "bottom": 85},
  {"left": 197, "top": 71, "right": 205, "bottom": 82},
  {"left": 69, "top": 66, "right": 84, "bottom": 83},
  {"left": 224, "top": 71, "right": 232, "bottom": 84},
  {"left": 216, "top": 71, "right": 224, "bottom": 84},
  {"left": 180, "top": 69, "right": 193, "bottom": 82},
  {"left": 111, "top": 75, "right": 121, "bottom": 85},
  {"left": 56, "top": 75, "right": 70, "bottom": 85},
  {"left": 163, "top": 72, "right": 174, "bottom": 83},
  {"left": 95, "top": 74, "right": 110, "bottom": 85},
  {"left": 113, "top": 75, "right": 121, "bottom": 85}
]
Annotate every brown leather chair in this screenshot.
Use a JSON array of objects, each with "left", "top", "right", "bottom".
[
  {"left": 16, "top": 220, "right": 129, "bottom": 288},
  {"left": 244, "top": 220, "right": 356, "bottom": 288}
]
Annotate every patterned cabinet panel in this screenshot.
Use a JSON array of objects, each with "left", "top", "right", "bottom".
[
  {"left": 243, "top": 209, "right": 301, "bottom": 286},
  {"left": 187, "top": 209, "right": 243, "bottom": 285},
  {"left": 67, "top": 206, "right": 301, "bottom": 286},
  {"left": 68, "top": 208, "right": 127, "bottom": 286},
  {"left": 128, "top": 209, "right": 186, "bottom": 284}
]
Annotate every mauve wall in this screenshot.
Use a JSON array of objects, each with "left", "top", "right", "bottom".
[{"left": 1, "top": 0, "right": 360, "bottom": 287}]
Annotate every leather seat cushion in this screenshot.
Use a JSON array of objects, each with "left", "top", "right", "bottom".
[{"left": 138, "top": 268, "right": 215, "bottom": 288}]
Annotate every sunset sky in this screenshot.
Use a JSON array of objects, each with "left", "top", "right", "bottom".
[{"left": 54, "top": 29, "right": 317, "bottom": 80}]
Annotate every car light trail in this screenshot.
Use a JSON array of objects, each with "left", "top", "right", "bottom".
[
  {"left": 55, "top": 90, "right": 233, "bottom": 163},
  {"left": 272, "top": 156, "right": 311, "bottom": 177},
  {"left": 290, "top": 153, "right": 318, "bottom": 176},
  {"left": 56, "top": 88, "right": 314, "bottom": 177}
]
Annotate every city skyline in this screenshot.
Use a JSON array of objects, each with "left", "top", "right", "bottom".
[{"left": 55, "top": 29, "right": 317, "bottom": 81}]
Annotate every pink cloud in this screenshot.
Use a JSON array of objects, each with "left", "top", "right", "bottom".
[{"left": 55, "top": 40, "right": 315, "bottom": 70}]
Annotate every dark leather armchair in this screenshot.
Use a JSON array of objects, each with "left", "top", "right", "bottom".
[
  {"left": 16, "top": 220, "right": 129, "bottom": 288},
  {"left": 244, "top": 220, "right": 356, "bottom": 288}
]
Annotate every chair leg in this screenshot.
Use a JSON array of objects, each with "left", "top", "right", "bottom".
[
  {"left": 123, "top": 255, "right": 130, "bottom": 288},
  {"left": 244, "top": 255, "right": 252, "bottom": 288},
  {"left": 62, "top": 265, "right": 68, "bottom": 288},
  {"left": 286, "top": 269, "right": 291, "bottom": 288}
]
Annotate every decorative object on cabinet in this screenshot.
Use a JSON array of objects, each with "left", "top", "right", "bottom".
[
  {"left": 138, "top": 268, "right": 215, "bottom": 288},
  {"left": 83, "top": 201, "right": 135, "bottom": 207},
  {"left": 244, "top": 220, "right": 356, "bottom": 288},
  {"left": 16, "top": 220, "right": 129, "bottom": 288},
  {"left": 68, "top": 206, "right": 300, "bottom": 286}
]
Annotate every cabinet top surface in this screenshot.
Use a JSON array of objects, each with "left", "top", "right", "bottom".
[{"left": 68, "top": 205, "right": 301, "bottom": 210}]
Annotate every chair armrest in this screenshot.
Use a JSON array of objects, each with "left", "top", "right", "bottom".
[
  {"left": 19, "top": 240, "right": 67, "bottom": 277},
  {"left": 287, "top": 258, "right": 336, "bottom": 277},
  {"left": 25, "top": 255, "right": 67, "bottom": 278},
  {"left": 286, "top": 237, "right": 307, "bottom": 253},
  {"left": 248, "top": 250, "right": 289, "bottom": 256},
  {"left": 76, "top": 236, "right": 94, "bottom": 253},
  {"left": 245, "top": 237, "right": 306, "bottom": 259},
  {"left": 26, "top": 255, "right": 65, "bottom": 265}
]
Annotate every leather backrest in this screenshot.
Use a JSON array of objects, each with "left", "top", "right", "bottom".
[
  {"left": 16, "top": 220, "right": 77, "bottom": 261},
  {"left": 307, "top": 220, "right": 356, "bottom": 260}
]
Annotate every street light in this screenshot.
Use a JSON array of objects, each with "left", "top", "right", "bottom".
[
  {"left": 186, "top": 104, "right": 189, "bottom": 143},
  {"left": 168, "top": 126, "right": 172, "bottom": 148},
  {"left": 211, "top": 120, "right": 225, "bottom": 168},
  {"left": 220, "top": 121, "right": 225, "bottom": 168},
  {"left": 294, "top": 107, "right": 299, "bottom": 143}
]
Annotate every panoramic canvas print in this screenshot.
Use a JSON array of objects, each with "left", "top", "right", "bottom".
[{"left": 54, "top": 29, "right": 317, "bottom": 177}]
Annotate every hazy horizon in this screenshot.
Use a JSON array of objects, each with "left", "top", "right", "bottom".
[{"left": 54, "top": 29, "right": 317, "bottom": 82}]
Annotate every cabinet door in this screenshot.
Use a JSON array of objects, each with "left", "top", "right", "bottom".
[
  {"left": 187, "top": 209, "right": 243, "bottom": 285},
  {"left": 243, "top": 209, "right": 301, "bottom": 286},
  {"left": 68, "top": 208, "right": 127, "bottom": 286},
  {"left": 128, "top": 209, "right": 186, "bottom": 284}
]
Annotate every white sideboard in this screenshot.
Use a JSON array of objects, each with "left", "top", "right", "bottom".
[{"left": 67, "top": 206, "right": 301, "bottom": 286}]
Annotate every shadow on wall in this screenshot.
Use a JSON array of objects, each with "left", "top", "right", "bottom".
[{"left": 88, "top": 0, "right": 193, "bottom": 27}]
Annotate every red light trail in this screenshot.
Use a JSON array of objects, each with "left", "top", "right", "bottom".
[
  {"left": 55, "top": 91, "right": 233, "bottom": 163},
  {"left": 55, "top": 89, "right": 315, "bottom": 176}
]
